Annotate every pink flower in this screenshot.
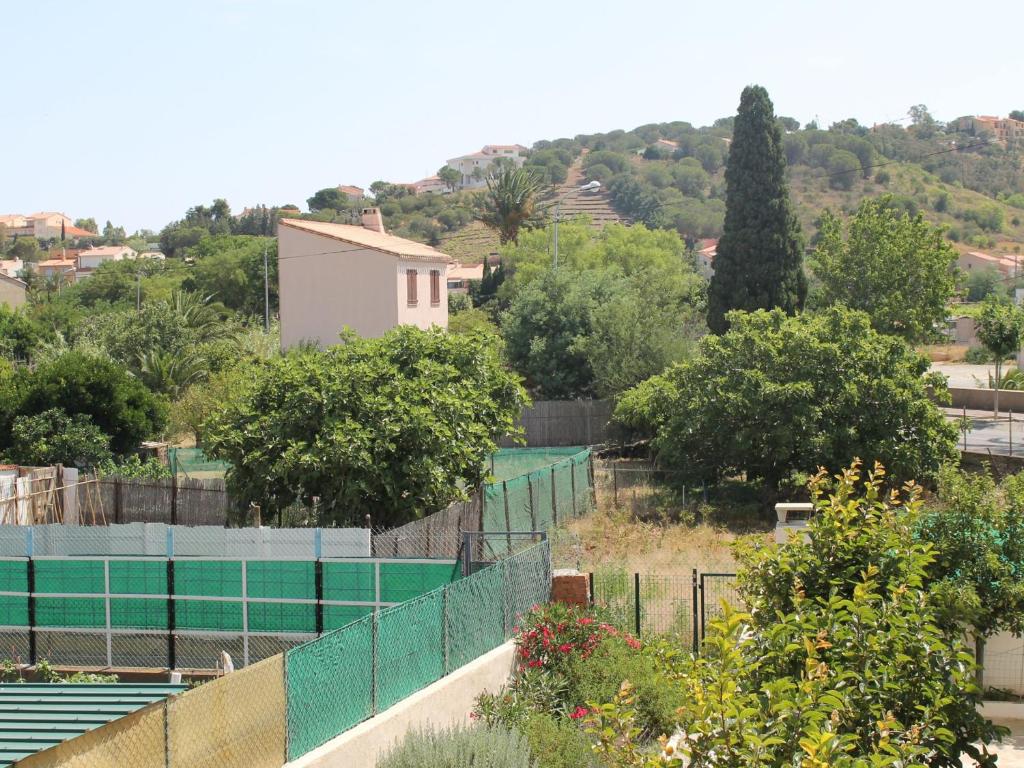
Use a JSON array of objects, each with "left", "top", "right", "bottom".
[
  {"left": 578, "top": 617, "right": 594, "bottom": 626},
  {"left": 558, "top": 643, "right": 574, "bottom": 653},
  {"left": 469, "top": 711, "right": 480, "bottom": 721},
  {"left": 528, "top": 659, "right": 543, "bottom": 668},
  {"left": 569, "top": 706, "right": 588, "bottom": 720}
]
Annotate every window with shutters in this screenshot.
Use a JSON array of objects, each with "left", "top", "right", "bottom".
[
  {"left": 430, "top": 270, "right": 440, "bottom": 306},
  {"left": 406, "top": 269, "right": 418, "bottom": 306}
]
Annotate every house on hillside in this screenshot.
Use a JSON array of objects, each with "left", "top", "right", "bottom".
[
  {"left": 0, "top": 212, "right": 98, "bottom": 241},
  {"left": 277, "top": 209, "right": 449, "bottom": 348},
  {"left": 695, "top": 239, "right": 717, "bottom": 279},
  {"left": 338, "top": 185, "right": 365, "bottom": 200},
  {"left": 0, "top": 273, "right": 26, "bottom": 308},
  {"left": 77, "top": 245, "right": 137, "bottom": 270},
  {"left": 446, "top": 144, "right": 527, "bottom": 189},
  {"left": 958, "top": 250, "right": 1019, "bottom": 279},
  {"left": 446, "top": 262, "right": 484, "bottom": 294},
  {"left": 409, "top": 176, "right": 447, "bottom": 194},
  {"left": 0, "top": 258, "right": 23, "bottom": 278},
  {"left": 33, "top": 258, "right": 77, "bottom": 284},
  {"left": 955, "top": 115, "right": 1024, "bottom": 147}
]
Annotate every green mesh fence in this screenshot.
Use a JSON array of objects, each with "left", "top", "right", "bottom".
[
  {"left": 168, "top": 447, "right": 232, "bottom": 477},
  {"left": 283, "top": 540, "right": 552, "bottom": 761},
  {"left": 490, "top": 447, "right": 586, "bottom": 481},
  {"left": 444, "top": 564, "right": 504, "bottom": 672},
  {"left": 482, "top": 449, "right": 593, "bottom": 552},
  {"left": 376, "top": 589, "right": 445, "bottom": 710},
  {"left": 286, "top": 615, "right": 374, "bottom": 760}
]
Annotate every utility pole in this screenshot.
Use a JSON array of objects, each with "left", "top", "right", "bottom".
[{"left": 263, "top": 241, "right": 270, "bottom": 332}]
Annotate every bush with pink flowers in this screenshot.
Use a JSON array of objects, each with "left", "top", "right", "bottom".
[{"left": 475, "top": 603, "right": 684, "bottom": 766}]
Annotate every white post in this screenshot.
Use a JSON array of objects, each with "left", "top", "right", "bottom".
[
  {"left": 104, "top": 560, "right": 113, "bottom": 667},
  {"left": 241, "top": 560, "right": 249, "bottom": 667}
]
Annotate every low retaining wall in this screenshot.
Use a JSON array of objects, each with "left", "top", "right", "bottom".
[
  {"left": 287, "top": 640, "right": 516, "bottom": 768},
  {"left": 948, "top": 387, "right": 1024, "bottom": 413}
]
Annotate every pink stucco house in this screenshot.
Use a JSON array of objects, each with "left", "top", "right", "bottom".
[{"left": 277, "top": 210, "right": 449, "bottom": 348}]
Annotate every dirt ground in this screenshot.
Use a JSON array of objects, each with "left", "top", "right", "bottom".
[{"left": 552, "top": 479, "right": 772, "bottom": 575}]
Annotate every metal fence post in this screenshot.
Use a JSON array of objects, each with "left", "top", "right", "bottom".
[
  {"left": 588, "top": 571, "right": 595, "bottom": 606},
  {"left": 691, "top": 568, "right": 699, "bottom": 653},
  {"left": 527, "top": 475, "right": 537, "bottom": 531},
  {"left": 570, "top": 461, "right": 577, "bottom": 517},
  {"left": 314, "top": 559, "right": 324, "bottom": 636},
  {"left": 550, "top": 466, "right": 557, "bottom": 525},
  {"left": 462, "top": 532, "right": 473, "bottom": 577},
  {"left": 502, "top": 481, "right": 512, "bottom": 553},
  {"left": 167, "top": 559, "right": 176, "bottom": 670},
  {"left": 371, "top": 611, "right": 379, "bottom": 715},
  {"left": 699, "top": 573, "right": 706, "bottom": 640},
  {"left": 442, "top": 585, "right": 450, "bottom": 675},
  {"left": 26, "top": 555, "right": 36, "bottom": 665},
  {"left": 170, "top": 474, "right": 178, "bottom": 526},
  {"left": 633, "top": 572, "right": 641, "bottom": 638}
]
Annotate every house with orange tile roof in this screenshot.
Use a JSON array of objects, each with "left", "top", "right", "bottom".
[
  {"left": 0, "top": 212, "right": 99, "bottom": 240},
  {"left": 958, "top": 250, "right": 1019, "bottom": 279},
  {"left": 277, "top": 208, "right": 449, "bottom": 348},
  {"left": 337, "top": 185, "right": 365, "bottom": 200}
]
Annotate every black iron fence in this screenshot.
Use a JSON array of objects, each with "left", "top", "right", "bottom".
[{"left": 589, "top": 570, "right": 740, "bottom": 650}]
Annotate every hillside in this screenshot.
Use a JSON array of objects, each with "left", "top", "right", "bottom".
[{"left": 300, "top": 113, "right": 1024, "bottom": 264}]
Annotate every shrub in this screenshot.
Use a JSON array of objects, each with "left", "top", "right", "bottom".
[
  {"left": 378, "top": 725, "right": 534, "bottom": 768},
  {"left": 518, "top": 712, "right": 597, "bottom": 768}
]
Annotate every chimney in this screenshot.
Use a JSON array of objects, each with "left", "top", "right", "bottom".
[{"left": 361, "top": 207, "right": 384, "bottom": 233}]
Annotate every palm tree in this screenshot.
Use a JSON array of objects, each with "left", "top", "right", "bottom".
[
  {"left": 135, "top": 348, "right": 209, "bottom": 398},
  {"left": 479, "top": 166, "right": 548, "bottom": 245}
]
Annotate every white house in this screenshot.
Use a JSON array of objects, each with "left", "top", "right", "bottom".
[
  {"left": 77, "top": 245, "right": 137, "bottom": 270},
  {"left": 277, "top": 209, "right": 449, "bottom": 348},
  {"left": 445, "top": 144, "right": 527, "bottom": 189}
]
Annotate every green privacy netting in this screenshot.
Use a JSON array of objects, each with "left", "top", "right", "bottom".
[
  {"left": 0, "top": 557, "right": 460, "bottom": 634},
  {"left": 168, "top": 447, "right": 232, "bottom": 477},
  {"left": 284, "top": 540, "right": 552, "bottom": 761},
  {"left": 482, "top": 449, "right": 593, "bottom": 552},
  {"left": 489, "top": 447, "right": 587, "bottom": 482}
]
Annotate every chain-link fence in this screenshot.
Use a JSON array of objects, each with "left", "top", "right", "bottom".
[
  {"left": 590, "top": 570, "right": 742, "bottom": 650},
  {"left": 168, "top": 448, "right": 232, "bottom": 479},
  {"left": 285, "top": 539, "right": 551, "bottom": 761}
]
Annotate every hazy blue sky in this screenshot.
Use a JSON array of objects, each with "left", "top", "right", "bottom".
[{"left": 3, "top": 0, "right": 1022, "bottom": 232}]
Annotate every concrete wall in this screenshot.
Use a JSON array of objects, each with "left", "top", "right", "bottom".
[
  {"left": 949, "top": 387, "right": 1024, "bottom": 412},
  {"left": 288, "top": 641, "right": 516, "bottom": 768},
  {"left": 278, "top": 225, "right": 398, "bottom": 347}
]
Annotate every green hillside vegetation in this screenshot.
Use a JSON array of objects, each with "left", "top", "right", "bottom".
[{"left": 294, "top": 109, "right": 1024, "bottom": 261}]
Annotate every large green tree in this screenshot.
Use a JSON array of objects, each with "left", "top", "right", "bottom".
[
  {"left": 614, "top": 307, "right": 957, "bottom": 493},
  {"left": 203, "top": 327, "right": 528, "bottom": 526},
  {"left": 812, "top": 196, "right": 959, "bottom": 342},
  {"left": 7, "top": 408, "right": 112, "bottom": 469},
  {"left": 706, "top": 85, "right": 806, "bottom": 333},
  {"left": 8, "top": 352, "right": 167, "bottom": 456}
]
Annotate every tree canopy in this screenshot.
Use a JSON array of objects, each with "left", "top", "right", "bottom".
[
  {"left": 812, "top": 196, "right": 959, "bottom": 342},
  {"left": 707, "top": 85, "right": 806, "bottom": 333},
  {"left": 203, "top": 327, "right": 528, "bottom": 526},
  {"left": 614, "top": 306, "right": 957, "bottom": 492}
]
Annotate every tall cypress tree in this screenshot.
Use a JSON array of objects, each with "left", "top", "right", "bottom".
[{"left": 707, "top": 85, "right": 806, "bottom": 334}]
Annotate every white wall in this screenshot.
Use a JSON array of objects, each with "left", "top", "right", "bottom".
[
  {"left": 279, "top": 226, "right": 399, "bottom": 348},
  {"left": 394, "top": 259, "right": 448, "bottom": 331}
]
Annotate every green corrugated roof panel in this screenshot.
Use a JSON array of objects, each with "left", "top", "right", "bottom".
[{"left": 0, "top": 683, "right": 185, "bottom": 767}]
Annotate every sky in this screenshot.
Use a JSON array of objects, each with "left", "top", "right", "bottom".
[{"left": 2, "top": 0, "right": 1022, "bottom": 233}]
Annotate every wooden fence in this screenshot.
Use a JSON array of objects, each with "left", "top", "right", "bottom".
[
  {"left": 75, "top": 476, "right": 231, "bottom": 526},
  {"left": 498, "top": 400, "right": 613, "bottom": 448}
]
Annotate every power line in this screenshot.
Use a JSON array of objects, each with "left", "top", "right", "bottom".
[{"left": 819, "top": 137, "right": 992, "bottom": 179}]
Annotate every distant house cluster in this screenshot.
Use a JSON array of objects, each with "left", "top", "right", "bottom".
[
  {"left": 955, "top": 115, "right": 1024, "bottom": 146},
  {"left": 398, "top": 144, "right": 529, "bottom": 195},
  {"left": 0, "top": 212, "right": 98, "bottom": 241}
]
